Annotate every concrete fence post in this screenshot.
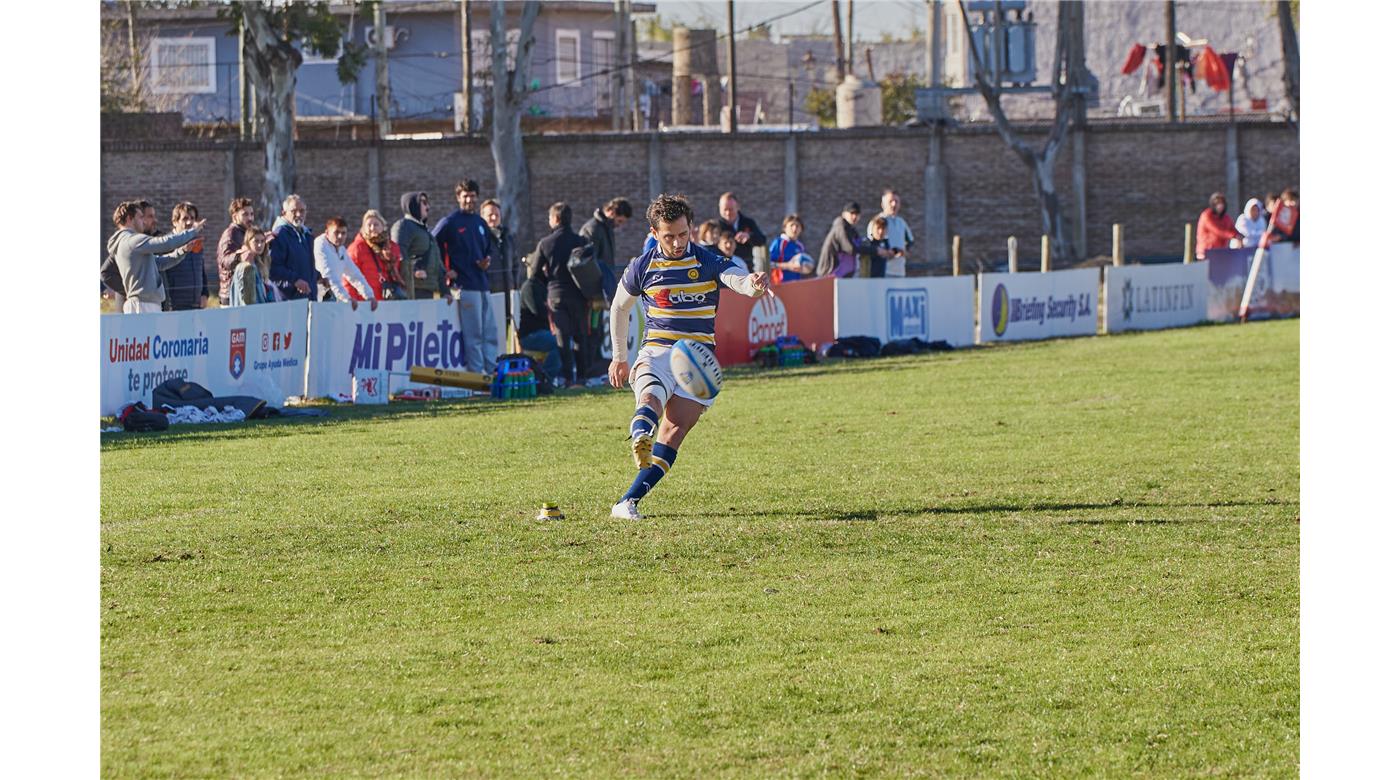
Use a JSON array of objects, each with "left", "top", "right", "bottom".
[
  {"left": 1008, "top": 236, "right": 1018, "bottom": 273},
  {"left": 1040, "top": 235, "right": 1050, "bottom": 272},
  {"left": 952, "top": 235, "right": 961, "bottom": 276},
  {"left": 1112, "top": 224, "right": 1123, "bottom": 266}
]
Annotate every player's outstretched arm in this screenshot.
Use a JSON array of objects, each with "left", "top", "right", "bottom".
[
  {"left": 608, "top": 288, "right": 640, "bottom": 388},
  {"left": 720, "top": 266, "right": 771, "bottom": 298}
]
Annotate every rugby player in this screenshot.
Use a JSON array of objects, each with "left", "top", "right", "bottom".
[{"left": 607, "top": 194, "right": 770, "bottom": 519}]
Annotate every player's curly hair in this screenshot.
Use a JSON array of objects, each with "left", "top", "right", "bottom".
[{"left": 646, "top": 194, "right": 693, "bottom": 230}]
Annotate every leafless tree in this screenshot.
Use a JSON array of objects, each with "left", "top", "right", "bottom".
[
  {"left": 957, "top": 0, "right": 1088, "bottom": 265},
  {"left": 489, "top": 1, "right": 542, "bottom": 243},
  {"left": 1277, "top": 0, "right": 1300, "bottom": 119}
]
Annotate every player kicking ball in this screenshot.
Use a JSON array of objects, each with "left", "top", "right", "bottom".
[{"left": 607, "top": 194, "right": 770, "bottom": 519}]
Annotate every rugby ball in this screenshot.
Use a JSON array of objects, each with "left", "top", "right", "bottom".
[{"left": 669, "top": 340, "right": 723, "bottom": 400}]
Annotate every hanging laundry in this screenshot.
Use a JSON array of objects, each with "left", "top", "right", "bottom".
[
  {"left": 1199, "top": 45, "right": 1230, "bottom": 92},
  {"left": 1179, "top": 45, "right": 1196, "bottom": 93},
  {"left": 1121, "top": 43, "right": 1147, "bottom": 75},
  {"left": 1221, "top": 52, "right": 1239, "bottom": 78}
]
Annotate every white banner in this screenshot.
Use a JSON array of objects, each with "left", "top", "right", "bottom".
[
  {"left": 977, "top": 268, "right": 1100, "bottom": 343},
  {"left": 100, "top": 301, "right": 309, "bottom": 416},
  {"left": 1104, "top": 263, "right": 1209, "bottom": 333},
  {"left": 1241, "top": 243, "right": 1301, "bottom": 321},
  {"left": 833, "top": 277, "right": 976, "bottom": 347},
  {"left": 305, "top": 295, "right": 516, "bottom": 398}
]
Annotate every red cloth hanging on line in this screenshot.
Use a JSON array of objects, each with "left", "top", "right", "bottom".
[
  {"left": 1121, "top": 43, "right": 1147, "bottom": 75},
  {"left": 1199, "top": 45, "right": 1230, "bottom": 92}
]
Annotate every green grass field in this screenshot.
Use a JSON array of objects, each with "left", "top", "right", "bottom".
[{"left": 101, "top": 319, "right": 1299, "bottom": 778}]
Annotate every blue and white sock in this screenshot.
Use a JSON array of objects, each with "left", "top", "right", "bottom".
[
  {"left": 620, "top": 442, "right": 678, "bottom": 503},
  {"left": 630, "top": 405, "right": 660, "bottom": 441}
]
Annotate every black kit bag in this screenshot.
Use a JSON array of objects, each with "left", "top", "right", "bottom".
[{"left": 566, "top": 243, "right": 604, "bottom": 300}]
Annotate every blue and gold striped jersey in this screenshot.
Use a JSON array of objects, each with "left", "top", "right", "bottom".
[{"left": 621, "top": 242, "right": 731, "bottom": 348}]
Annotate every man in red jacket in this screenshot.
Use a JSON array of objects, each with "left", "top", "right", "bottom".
[{"left": 1196, "top": 192, "right": 1242, "bottom": 260}]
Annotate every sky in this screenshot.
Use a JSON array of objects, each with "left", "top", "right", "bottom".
[{"left": 648, "top": 0, "right": 931, "bottom": 43}]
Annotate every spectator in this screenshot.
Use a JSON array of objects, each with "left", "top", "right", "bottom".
[
  {"left": 714, "top": 226, "right": 739, "bottom": 264},
  {"left": 481, "top": 198, "right": 516, "bottom": 294},
  {"left": 163, "top": 201, "right": 210, "bottom": 311},
  {"left": 534, "top": 202, "right": 590, "bottom": 386},
  {"left": 230, "top": 230, "right": 280, "bottom": 306},
  {"left": 392, "top": 191, "right": 445, "bottom": 300},
  {"left": 579, "top": 197, "right": 631, "bottom": 270},
  {"left": 349, "top": 210, "right": 408, "bottom": 301},
  {"left": 867, "top": 216, "right": 891, "bottom": 278},
  {"left": 817, "top": 202, "right": 887, "bottom": 278},
  {"left": 696, "top": 218, "right": 725, "bottom": 248},
  {"left": 1234, "top": 198, "right": 1269, "bottom": 249},
  {"left": 717, "top": 192, "right": 766, "bottom": 271},
  {"left": 217, "top": 197, "right": 256, "bottom": 306},
  {"left": 269, "top": 194, "right": 318, "bottom": 300},
  {"left": 106, "top": 200, "right": 205, "bottom": 314},
  {"left": 767, "top": 214, "right": 813, "bottom": 286},
  {"left": 314, "top": 216, "right": 378, "bottom": 311},
  {"left": 1264, "top": 187, "right": 1299, "bottom": 247},
  {"left": 433, "top": 179, "right": 496, "bottom": 373},
  {"left": 869, "top": 189, "right": 915, "bottom": 277},
  {"left": 1263, "top": 192, "right": 1280, "bottom": 221},
  {"left": 516, "top": 272, "right": 563, "bottom": 383},
  {"left": 1195, "top": 192, "right": 1242, "bottom": 260}
]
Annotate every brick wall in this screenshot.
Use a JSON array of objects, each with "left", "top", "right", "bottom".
[{"left": 100, "top": 120, "right": 1299, "bottom": 284}]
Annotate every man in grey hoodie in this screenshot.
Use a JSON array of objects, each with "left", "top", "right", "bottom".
[
  {"left": 391, "top": 191, "right": 446, "bottom": 300},
  {"left": 107, "top": 200, "right": 206, "bottom": 313}
]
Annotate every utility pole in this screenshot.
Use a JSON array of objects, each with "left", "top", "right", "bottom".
[
  {"left": 925, "top": 0, "right": 936, "bottom": 88},
  {"left": 461, "top": 0, "right": 473, "bottom": 134},
  {"left": 846, "top": 0, "right": 854, "bottom": 78},
  {"left": 613, "top": 1, "right": 626, "bottom": 130},
  {"left": 1165, "top": 0, "right": 1178, "bottom": 123},
  {"left": 830, "top": 0, "right": 846, "bottom": 81},
  {"left": 625, "top": 1, "right": 640, "bottom": 130},
  {"left": 238, "top": 14, "right": 250, "bottom": 140},
  {"left": 126, "top": 0, "right": 140, "bottom": 93},
  {"left": 726, "top": 0, "right": 738, "bottom": 132},
  {"left": 374, "top": 1, "right": 392, "bottom": 138}
]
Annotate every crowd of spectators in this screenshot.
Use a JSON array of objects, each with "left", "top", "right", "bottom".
[
  {"left": 1196, "top": 187, "right": 1300, "bottom": 259},
  {"left": 104, "top": 180, "right": 1300, "bottom": 386}
]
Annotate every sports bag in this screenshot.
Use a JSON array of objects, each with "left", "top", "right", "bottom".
[{"left": 567, "top": 242, "right": 604, "bottom": 300}]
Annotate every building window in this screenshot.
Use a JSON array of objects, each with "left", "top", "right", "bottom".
[
  {"left": 470, "top": 29, "right": 520, "bottom": 81},
  {"left": 150, "top": 37, "right": 217, "bottom": 94},
  {"left": 593, "top": 31, "right": 616, "bottom": 110},
  {"left": 556, "top": 30, "right": 581, "bottom": 86}
]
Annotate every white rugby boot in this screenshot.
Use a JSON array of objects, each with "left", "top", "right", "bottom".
[{"left": 610, "top": 499, "right": 644, "bottom": 520}]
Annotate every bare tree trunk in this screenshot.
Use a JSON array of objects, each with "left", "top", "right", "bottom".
[
  {"left": 1277, "top": 0, "right": 1300, "bottom": 118},
  {"left": 240, "top": 3, "right": 301, "bottom": 222},
  {"left": 958, "top": 0, "right": 1083, "bottom": 265},
  {"left": 374, "top": 1, "right": 392, "bottom": 138},
  {"left": 490, "top": 1, "right": 542, "bottom": 243}
]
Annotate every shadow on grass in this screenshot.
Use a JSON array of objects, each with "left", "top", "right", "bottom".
[{"left": 672, "top": 497, "right": 1297, "bottom": 523}]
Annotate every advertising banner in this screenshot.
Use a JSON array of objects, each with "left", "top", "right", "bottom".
[
  {"left": 305, "top": 294, "right": 515, "bottom": 398},
  {"left": 714, "top": 276, "right": 835, "bottom": 366},
  {"left": 1104, "top": 263, "right": 1209, "bottom": 333},
  {"left": 976, "top": 268, "right": 1100, "bottom": 343},
  {"left": 100, "top": 300, "right": 309, "bottom": 416},
  {"left": 1204, "top": 245, "right": 1301, "bottom": 322},
  {"left": 1204, "top": 248, "right": 1254, "bottom": 322},
  {"left": 833, "top": 277, "right": 976, "bottom": 347},
  {"left": 1240, "top": 243, "right": 1300, "bottom": 321}
]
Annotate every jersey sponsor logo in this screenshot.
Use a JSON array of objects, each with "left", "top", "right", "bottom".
[
  {"left": 651, "top": 287, "right": 714, "bottom": 307},
  {"left": 886, "top": 288, "right": 928, "bottom": 340}
]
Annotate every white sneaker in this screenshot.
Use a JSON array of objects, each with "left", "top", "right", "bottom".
[{"left": 610, "top": 499, "right": 643, "bottom": 520}]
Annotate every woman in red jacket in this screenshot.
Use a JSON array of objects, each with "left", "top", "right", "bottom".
[
  {"left": 1196, "top": 192, "right": 1243, "bottom": 260},
  {"left": 348, "top": 210, "right": 407, "bottom": 300}
]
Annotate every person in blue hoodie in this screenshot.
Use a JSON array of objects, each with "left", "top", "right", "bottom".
[
  {"left": 269, "top": 194, "right": 318, "bottom": 300},
  {"left": 432, "top": 179, "right": 497, "bottom": 373}
]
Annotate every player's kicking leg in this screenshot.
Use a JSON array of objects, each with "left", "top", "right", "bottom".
[{"left": 611, "top": 396, "right": 705, "bottom": 520}]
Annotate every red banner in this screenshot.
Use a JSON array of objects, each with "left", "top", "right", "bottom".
[{"left": 714, "top": 277, "right": 835, "bottom": 365}]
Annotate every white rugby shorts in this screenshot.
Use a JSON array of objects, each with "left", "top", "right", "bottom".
[{"left": 628, "top": 344, "right": 716, "bottom": 408}]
